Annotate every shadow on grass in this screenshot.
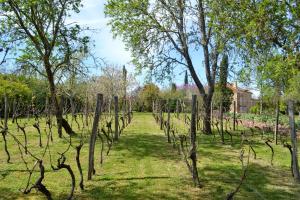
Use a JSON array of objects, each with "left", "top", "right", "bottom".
[
  {"left": 113, "top": 134, "right": 178, "bottom": 161},
  {"left": 0, "top": 188, "right": 21, "bottom": 200},
  {"left": 0, "top": 187, "right": 44, "bottom": 200},
  {"left": 80, "top": 178, "right": 197, "bottom": 200},
  {"left": 201, "top": 162, "right": 300, "bottom": 200}
]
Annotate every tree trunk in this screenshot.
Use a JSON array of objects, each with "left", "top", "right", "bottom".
[
  {"left": 203, "top": 98, "right": 212, "bottom": 134},
  {"left": 88, "top": 93, "right": 103, "bottom": 180},
  {"left": 44, "top": 60, "right": 74, "bottom": 136},
  {"left": 288, "top": 100, "right": 300, "bottom": 181}
]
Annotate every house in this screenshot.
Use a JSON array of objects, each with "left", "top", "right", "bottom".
[
  {"left": 177, "top": 82, "right": 258, "bottom": 113},
  {"left": 227, "top": 83, "right": 258, "bottom": 113}
]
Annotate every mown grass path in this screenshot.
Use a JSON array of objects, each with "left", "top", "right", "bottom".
[
  {"left": 1, "top": 113, "right": 300, "bottom": 200},
  {"left": 80, "top": 113, "right": 199, "bottom": 199}
]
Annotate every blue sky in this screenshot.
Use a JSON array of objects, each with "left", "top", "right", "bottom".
[
  {"left": 69, "top": 1, "right": 132, "bottom": 68},
  {"left": 69, "top": 1, "right": 259, "bottom": 97},
  {"left": 0, "top": 0, "right": 259, "bottom": 96},
  {"left": 69, "top": 0, "right": 205, "bottom": 88}
]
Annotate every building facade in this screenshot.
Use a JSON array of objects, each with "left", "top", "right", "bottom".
[
  {"left": 178, "top": 82, "right": 258, "bottom": 113},
  {"left": 228, "top": 83, "right": 258, "bottom": 113}
]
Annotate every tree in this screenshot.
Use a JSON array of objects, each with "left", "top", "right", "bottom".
[
  {"left": 139, "top": 83, "right": 161, "bottom": 112},
  {"left": 0, "top": 74, "right": 32, "bottom": 100},
  {"left": 219, "top": 55, "right": 229, "bottom": 144},
  {"left": 184, "top": 70, "right": 188, "bottom": 86},
  {"left": 105, "top": 0, "right": 230, "bottom": 134},
  {"left": 0, "top": 0, "right": 90, "bottom": 136},
  {"left": 86, "top": 65, "right": 136, "bottom": 106},
  {"left": 218, "top": 0, "right": 300, "bottom": 180},
  {"left": 160, "top": 84, "right": 185, "bottom": 112}
]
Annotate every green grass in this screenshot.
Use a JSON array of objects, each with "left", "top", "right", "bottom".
[{"left": 0, "top": 113, "right": 300, "bottom": 199}]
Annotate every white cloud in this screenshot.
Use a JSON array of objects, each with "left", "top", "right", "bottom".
[{"left": 69, "top": 0, "right": 132, "bottom": 66}]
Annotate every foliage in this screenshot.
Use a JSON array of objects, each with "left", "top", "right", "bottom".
[
  {"left": 84, "top": 65, "right": 137, "bottom": 108},
  {"left": 139, "top": 83, "right": 160, "bottom": 112},
  {"left": 249, "top": 104, "right": 260, "bottom": 114},
  {"left": 105, "top": 1, "right": 228, "bottom": 134},
  {"left": 0, "top": 74, "right": 32, "bottom": 100},
  {"left": 160, "top": 84, "right": 185, "bottom": 112},
  {"left": 285, "top": 72, "right": 300, "bottom": 102},
  {"left": 212, "top": 84, "right": 233, "bottom": 112},
  {"left": 0, "top": 0, "right": 90, "bottom": 75},
  {"left": 184, "top": 71, "right": 188, "bottom": 85}
]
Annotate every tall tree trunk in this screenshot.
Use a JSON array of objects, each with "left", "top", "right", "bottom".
[
  {"left": 203, "top": 97, "right": 212, "bottom": 134},
  {"left": 44, "top": 60, "right": 74, "bottom": 136},
  {"left": 219, "top": 54, "right": 228, "bottom": 143},
  {"left": 288, "top": 100, "right": 300, "bottom": 181}
]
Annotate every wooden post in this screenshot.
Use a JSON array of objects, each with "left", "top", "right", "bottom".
[
  {"left": 288, "top": 100, "right": 300, "bottom": 181},
  {"left": 196, "top": 100, "right": 199, "bottom": 131},
  {"left": 160, "top": 100, "right": 163, "bottom": 130},
  {"left": 122, "top": 65, "right": 127, "bottom": 127},
  {"left": 183, "top": 101, "right": 187, "bottom": 124},
  {"left": 190, "top": 95, "right": 201, "bottom": 187},
  {"left": 85, "top": 94, "right": 89, "bottom": 127},
  {"left": 128, "top": 98, "right": 132, "bottom": 124},
  {"left": 176, "top": 99, "right": 179, "bottom": 118},
  {"left": 167, "top": 99, "right": 171, "bottom": 143},
  {"left": 114, "top": 96, "right": 119, "bottom": 141},
  {"left": 57, "top": 95, "right": 64, "bottom": 138},
  {"left": 233, "top": 101, "right": 236, "bottom": 131},
  {"left": 220, "top": 101, "right": 224, "bottom": 144},
  {"left": 210, "top": 100, "right": 213, "bottom": 128},
  {"left": 4, "top": 94, "right": 8, "bottom": 130},
  {"left": 274, "top": 99, "right": 279, "bottom": 145},
  {"left": 88, "top": 93, "right": 103, "bottom": 180}
]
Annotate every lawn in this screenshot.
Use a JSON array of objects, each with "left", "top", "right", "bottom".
[{"left": 0, "top": 113, "right": 299, "bottom": 199}]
